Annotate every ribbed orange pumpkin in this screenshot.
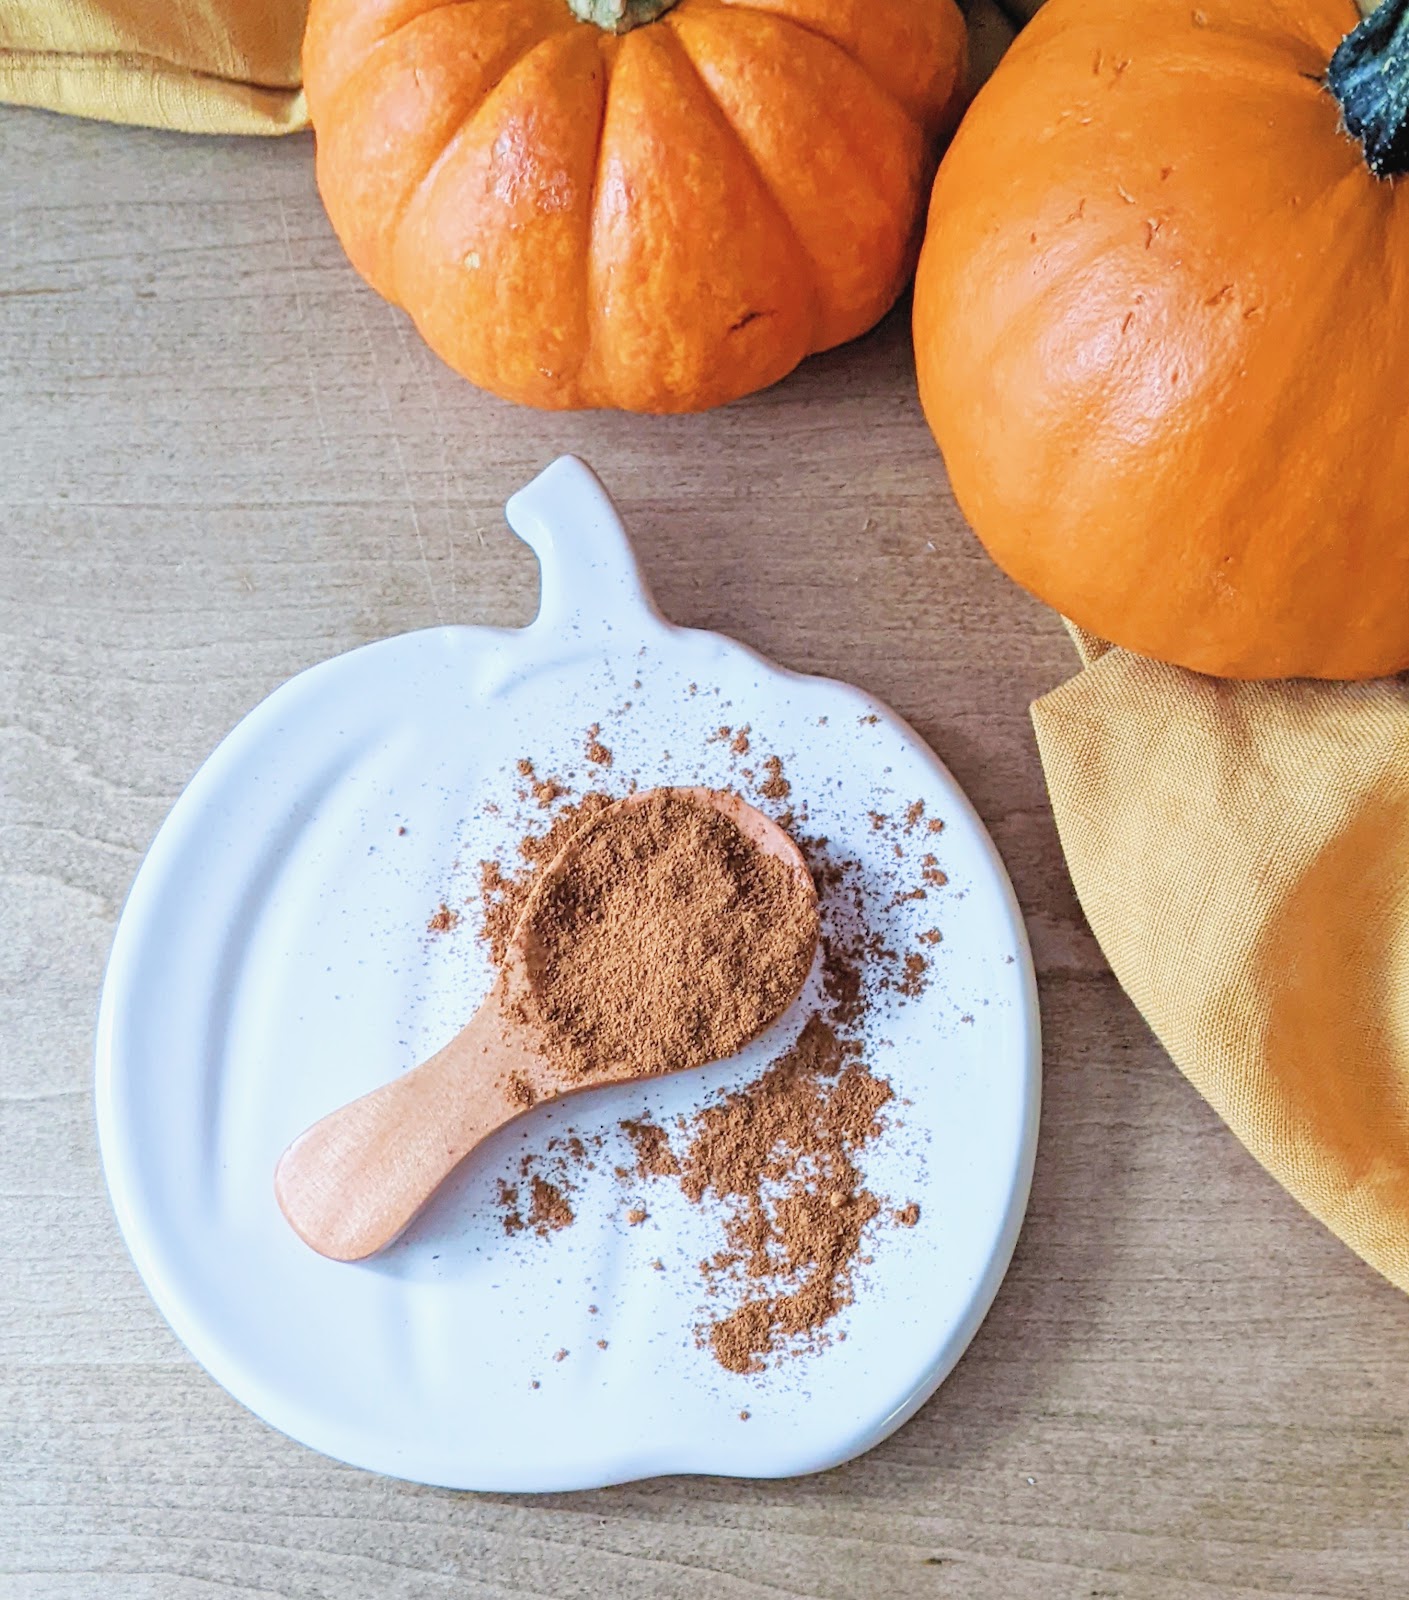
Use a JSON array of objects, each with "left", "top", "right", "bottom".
[
  {"left": 304, "top": 0, "right": 967, "bottom": 413},
  {"left": 914, "top": 0, "right": 1409, "bottom": 680}
]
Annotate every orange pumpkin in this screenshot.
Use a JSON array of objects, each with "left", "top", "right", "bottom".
[
  {"left": 304, "top": 0, "right": 967, "bottom": 414},
  {"left": 913, "top": 0, "right": 1409, "bottom": 680}
]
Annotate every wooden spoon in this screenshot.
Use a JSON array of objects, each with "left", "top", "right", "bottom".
[{"left": 275, "top": 787, "right": 818, "bottom": 1262}]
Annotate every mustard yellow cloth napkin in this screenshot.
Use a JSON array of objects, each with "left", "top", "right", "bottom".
[
  {"left": 0, "top": 0, "right": 307, "bottom": 133},
  {"left": 1034, "top": 628, "right": 1409, "bottom": 1293}
]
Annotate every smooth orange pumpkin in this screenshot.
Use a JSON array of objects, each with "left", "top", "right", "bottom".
[
  {"left": 913, "top": 0, "right": 1409, "bottom": 680},
  {"left": 304, "top": 0, "right": 967, "bottom": 414}
]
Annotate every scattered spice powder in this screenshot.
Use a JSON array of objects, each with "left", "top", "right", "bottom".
[
  {"left": 678, "top": 1013, "right": 893, "bottom": 1374},
  {"left": 887, "top": 886, "right": 928, "bottom": 909},
  {"left": 427, "top": 903, "right": 461, "bottom": 934},
  {"left": 506, "top": 1072, "right": 535, "bottom": 1110},
  {"left": 897, "top": 953, "right": 929, "bottom": 999},
  {"left": 533, "top": 777, "right": 566, "bottom": 808},
  {"left": 528, "top": 1175, "right": 574, "bottom": 1235},
  {"left": 470, "top": 736, "right": 953, "bottom": 1376},
  {"left": 584, "top": 724, "right": 613, "bottom": 767},
  {"left": 822, "top": 935, "right": 865, "bottom": 1028},
  {"left": 622, "top": 1117, "right": 680, "bottom": 1179},
  {"left": 497, "top": 1180, "right": 523, "bottom": 1235},
  {"left": 757, "top": 755, "right": 791, "bottom": 801},
  {"left": 511, "top": 790, "right": 817, "bottom": 1083},
  {"left": 553, "top": 1348, "right": 569, "bottom": 1362}
]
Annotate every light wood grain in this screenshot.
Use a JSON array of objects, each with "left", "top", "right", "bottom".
[{"left": 2, "top": 104, "right": 1406, "bottom": 1600}]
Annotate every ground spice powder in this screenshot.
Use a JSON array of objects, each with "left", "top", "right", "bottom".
[
  {"left": 678, "top": 1014, "right": 893, "bottom": 1374},
  {"left": 757, "top": 755, "right": 790, "bottom": 801},
  {"left": 470, "top": 730, "right": 940, "bottom": 1376},
  {"left": 528, "top": 1175, "right": 574, "bottom": 1234},
  {"left": 513, "top": 790, "right": 816, "bottom": 1083},
  {"left": 497, "top": 1175, "right": 575, "bottom": 1237},
  {"left": 479, "top": 793, "right": 613, "bottom": 965},
  {"left": 622, "top": 1117, "right": 680, "bottom": 1179}
]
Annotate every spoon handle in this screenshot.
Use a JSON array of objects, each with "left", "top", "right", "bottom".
[{"left": 274, "top": 993, "right": 524, "bottom": 1261}]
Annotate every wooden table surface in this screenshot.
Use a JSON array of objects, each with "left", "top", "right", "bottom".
[{"left": 3, "top": 102, "right": 1407, "bottom": 1600}]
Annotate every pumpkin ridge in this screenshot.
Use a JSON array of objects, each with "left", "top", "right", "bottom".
[
  {"left": 713, "top": 0, "right": 962, "bottom": 131},
  {"left": 658, "top": 13, "right": 824, "bottom": 351},
  {"left": 382, "top": 0, "right": 482, "bottom": 50},
  {"left": 719, "top": 1, "right": 920, "bottom": 125},
  {"left": 383, "top": 22, "right": 567, "bottom": 305},
  {"left": 572, "top": 30, "right": 617, "bottom": 401},
  {"left": 1141, "top": 112, "right": 1395, "bottom": 669},
  {"left": 322, "top": 0, "right": 553, "bottom": 110},
  {"left": 999, "top": 14, "right": 1332, "bottom": 108},
  {"left": 304, "top": 0, "right": 461, "bottom": 111},
  {"left": 306, "top": 0, "right": 568, "bottom": 300},
  {"left": 675, "top": 1, "right": 936, "bottom": 350}
]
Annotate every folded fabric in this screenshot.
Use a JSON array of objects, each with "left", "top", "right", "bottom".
[
  {"left": 1034, "top": 629, "right": 1409, "bottom": 1293},
  {"left": 0, "top": 0, "right": 307, "bottom": 133}
]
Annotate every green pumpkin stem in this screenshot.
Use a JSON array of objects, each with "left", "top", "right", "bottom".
[
  {"left": 1327, "top": 0, "right": 1409, "bottom": 178},
  {"left": 565, "top": 0, "right": 679, "bottom": 30}
]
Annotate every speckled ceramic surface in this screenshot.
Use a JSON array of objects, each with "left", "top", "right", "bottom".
[{"left": 95, "top": 456, "right": 1041, "bottom": 1491}]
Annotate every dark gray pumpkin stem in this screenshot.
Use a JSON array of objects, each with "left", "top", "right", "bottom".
[{"left": 1327, "top": 0, "right": 1409, "bottom": 178}]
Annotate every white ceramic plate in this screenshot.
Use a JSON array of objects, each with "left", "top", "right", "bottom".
[{"left": 96, "top": 457, "right": 1040, "bottom": 1491}]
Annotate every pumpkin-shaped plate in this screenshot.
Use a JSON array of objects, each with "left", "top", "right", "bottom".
[{"left": 95, "top": 457, "right": 1040, "bottom": 1490}]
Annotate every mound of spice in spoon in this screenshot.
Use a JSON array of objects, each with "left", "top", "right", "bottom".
[{"left": 515, "top": 788, "right": 817, "bottom": 1082}]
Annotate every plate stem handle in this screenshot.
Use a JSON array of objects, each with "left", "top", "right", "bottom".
[{"left": 506, "top": 456, "right": 661, "bottom": 642}]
